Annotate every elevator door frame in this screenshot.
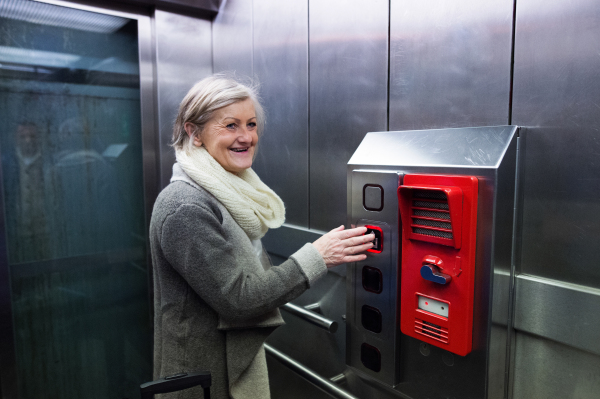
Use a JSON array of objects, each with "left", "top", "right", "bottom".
[{"left": 0, "top": 1, "right": 158, "bottom": 397}]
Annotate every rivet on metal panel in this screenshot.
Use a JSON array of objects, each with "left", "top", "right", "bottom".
[{"left": 420, "top": 342, "right": 431, "bottom": 356}]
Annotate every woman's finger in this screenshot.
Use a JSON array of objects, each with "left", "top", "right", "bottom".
[
  {"left": 337, "top": 226, "right": 367, "bottom": 240},
  {"left": 343, "top": 240, "right": 373, "bottom": 254},
  {"left": 347, "top": 233, "right": 375, "bottom": 246},
  {"left": 329, "top": 225, "right": 345, "bottom": 233},
  {"left": 343, "top": 254, "right": 368, "bottom": 263}
]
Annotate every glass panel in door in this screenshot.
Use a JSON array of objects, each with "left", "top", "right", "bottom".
[{"left": 0, "top": 1, "right": 151, "bottom": 397}]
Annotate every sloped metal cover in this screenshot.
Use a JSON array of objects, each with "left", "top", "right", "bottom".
[{"left": 348, "top": 125, "right": 518, "bottom": 169}]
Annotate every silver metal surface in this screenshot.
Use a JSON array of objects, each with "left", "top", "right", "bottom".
[
  {"left": 281, "top": 303, "right": 338, "bottom": 333},
  {"left": 348, "top": 126, "right": 518, "bottom": 169},
  {"left": 388, "top": 0, "right": 513, "bottom": 131},
  {"left": 212, "top": 0, "right": 253, "bottom": 76},
  {"left": 309, "top": 0, "right": 388, "bottom": 231},
  {"left": 347, "top": 127, "right": 518, "bottom": 398},
  {"left": 262, "top": 223, "right": 324, "bottom": 258},
  {"left": 512, "top": 331, "right": 600, "bottom": 399},
  {"left": 488, "top": 133, "right": 519, "bottom": 399},
  {"left": 512, "top": 0, "right": 600, "bottom": 289},
  {"left": 265, "top": 344, "right": 360, "bottom": 399},
  {"left": 251, "top": 0, "right": 309, "bottom": 227},
  {"left": 514, "top": 275, "right": 600, "bottom": 356},
  {"left": 266, "top": 266, "right": 348, "bottom": 385},
  {"left": 509, "top": 1, "right": 600, "bottom": 396},
  {"left": 154, "top": 10, "right": 212, "bottom": 188}
]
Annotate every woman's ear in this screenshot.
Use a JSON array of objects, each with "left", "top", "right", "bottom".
[{"left": 184, "top": 122, "right": 202, "bottom": 147}]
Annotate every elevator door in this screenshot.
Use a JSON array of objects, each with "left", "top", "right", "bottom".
[{"left": 0, "top": 1, "right": 152, "bottom": 397}]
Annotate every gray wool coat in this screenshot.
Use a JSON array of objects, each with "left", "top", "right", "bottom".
[{"left": 150, "top": 164, "right": 327, "bottom": 399}]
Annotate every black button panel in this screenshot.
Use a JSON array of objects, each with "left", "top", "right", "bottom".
[{"left": 362, "top": 266, "right": 382, "bottom": 293}]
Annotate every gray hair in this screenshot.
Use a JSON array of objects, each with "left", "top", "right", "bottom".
[{"left": 172, "top": 74, "right": 265, "bottom": 151}]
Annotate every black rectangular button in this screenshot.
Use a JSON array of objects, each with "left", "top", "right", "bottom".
[{"left": 362, "top": 266, "right": 382, "bottom": 293}]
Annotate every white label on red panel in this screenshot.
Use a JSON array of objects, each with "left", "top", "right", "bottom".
[{"left": 418, "top": 295, "right": 449, "bottom": 318}]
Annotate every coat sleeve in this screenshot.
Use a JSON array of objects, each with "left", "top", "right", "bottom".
[{"left": 159, "top": 203, "right": 327, "bottom": 321}]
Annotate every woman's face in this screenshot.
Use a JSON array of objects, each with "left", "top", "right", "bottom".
[{"left": 192, "top": 98, "right": 258, "bottom": 174}]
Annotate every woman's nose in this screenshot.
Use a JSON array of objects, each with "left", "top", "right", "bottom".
[{"left": 238, "top": 126, "right": 253, "bottom": 142}]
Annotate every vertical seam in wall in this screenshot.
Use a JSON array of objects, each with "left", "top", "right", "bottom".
[
  {"left": 505, "top": 133, "right": 522, "bottom": 399},
  {"left": 150, "top": 9, "right": 162, "bottom": 188},
  {"left": 251, "top": 0, "right": 255, "bottom": 78},
  {"left": 386, "top": 0, "right": 391, "bottom": 131},
  {"left": 210, "top": 10, "right": 215, "bottom": 73},
  {"left": 307, "top": 0, "right": 311, "bottom": 229},
  {"left": 508, "top": 0, "right": 518, "bottom": 125}
]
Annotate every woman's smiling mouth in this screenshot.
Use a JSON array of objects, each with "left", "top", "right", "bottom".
[{"left": 230, "top": 147, "right": 249, "bottom": 153}]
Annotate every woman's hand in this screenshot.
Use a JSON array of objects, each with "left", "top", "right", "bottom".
[{"left": 312, "top": 225, "right": 374, "bottom": 268}]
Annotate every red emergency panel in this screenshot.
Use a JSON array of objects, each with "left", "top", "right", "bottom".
[{"left": 398, "top": 174, "right": 478, "bottom": 356}]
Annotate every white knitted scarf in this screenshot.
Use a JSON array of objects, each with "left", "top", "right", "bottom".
[{"left": 175, "top": 146, "right": 285, "bottom": 240}]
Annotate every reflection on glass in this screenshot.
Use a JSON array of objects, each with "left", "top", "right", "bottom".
[{"left": 0, "top": 1, "right": 151, "bottom": 398}]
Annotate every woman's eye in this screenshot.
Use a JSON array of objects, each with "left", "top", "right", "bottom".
[
  {"left": 226, "top": 123, "right": 236, "bottom": 129},
  {"left": 247, "top": 122, "right": 257, "bottom": 129}
]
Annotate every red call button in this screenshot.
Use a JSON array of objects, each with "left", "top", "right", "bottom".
[{"left": 365, "top": 225, "right": 383, "bottom": 253}]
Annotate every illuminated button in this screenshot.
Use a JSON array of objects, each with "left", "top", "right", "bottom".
[
  {"left": 361, "top": 343, "right": 381, "bottom": 372},
  {"left": 361, "top": 305, "right": 382, "bottom": 333},
  {"left": 363, "top": 184, "right": 383, "bottom": 211},
  {"left": 365, "top": 225, "right": 383, "bottom": 253},
  {"left": 362, "top": 266, "right": 382, "bottom": 293}
]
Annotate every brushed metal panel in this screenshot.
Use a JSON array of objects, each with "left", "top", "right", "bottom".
[
  {"left": 514, "top": 275, "right": 600, "bottom": 356},
  {"left": 138, "top": 10, "right": 160, "bottom": 246},
  {"left": 251, "top": 0, "right": 309, "bottom": 227},
  {"left": 267, "top": 267, "right": 348, "bottom": 380},
  {"left": 512, "top": 331, "right": 600, "bottom": 399},
  {"left": 154, "top": 10, "right": 212, "bottom": 188},
  {"left": 262, "top": 224, "right": 323, "bottom": 259},
  {"left": 267, "top": 355, "right": 345, "bottom": 399},
  {"left": 309, "top": 0, "right": 388, "bottom": 231},
  {"left": 212, "top": 0, "right": 252, "bottom": 76},
  {"left": 512, "top": 0, "right": 600, "bottom": 289},
  {"left": 389, "top": 0, "right": 513, "bottom": 131},
  {"left": 348, "top": 126, "right": 517, "bottom": 169}
]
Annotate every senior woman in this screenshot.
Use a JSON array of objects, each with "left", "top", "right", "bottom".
[{"left": 150, "top": 75, "right": 374, "bottom": 399}]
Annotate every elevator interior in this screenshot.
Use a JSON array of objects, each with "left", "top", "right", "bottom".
[{"left": 1, "top": 0, "right": 599, "bottom": 398}]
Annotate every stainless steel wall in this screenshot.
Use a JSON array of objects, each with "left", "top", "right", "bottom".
[
  {"left": 389, "top": 0, "right": 513, "bottom": 130},
  {"left": 154, "top": 10, "right": 212, "bottom": 187},
  {"left": 511, "top": 0, "right": 600, "bottom": 396},
  {"left": 252, "top": 0, "right": 309, "bottom": 227},
  {"left": 308, "top": 0, "right": 388, "bottom": 231}
]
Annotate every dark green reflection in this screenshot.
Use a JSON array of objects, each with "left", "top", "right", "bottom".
[{"left": 0, "top": 1, "right": 151, "bottom": 397}]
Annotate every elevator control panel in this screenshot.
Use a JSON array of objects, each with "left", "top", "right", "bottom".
[{"left": 398, "top": 174, "right": 478, "bottom": 356}]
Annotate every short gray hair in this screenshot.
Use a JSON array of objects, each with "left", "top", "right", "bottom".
[{"left": 172, "top": 74, "right": 265, "bottom": 151}]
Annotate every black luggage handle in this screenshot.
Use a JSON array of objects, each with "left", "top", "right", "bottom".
[{"left": 140, "top": 371, "right": 211, "bottom": 399}]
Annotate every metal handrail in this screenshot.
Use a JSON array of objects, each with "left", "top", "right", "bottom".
[
  {"left": 264, "top": 345, "right": 358, "bottom": 399},
  {"left": 281, "top": 303, "right": 338, "bottom": 333}
]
